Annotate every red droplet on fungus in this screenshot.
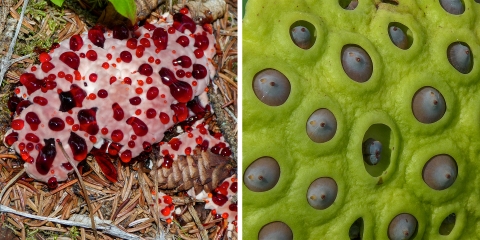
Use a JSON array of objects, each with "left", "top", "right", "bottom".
[{"left": 70, "top": 34, "right": 84, "bottom": 51}]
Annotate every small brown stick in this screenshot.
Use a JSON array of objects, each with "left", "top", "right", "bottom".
[
  {"left": 0, "top": 168, "right": 25, "bottom": 203},
  {"left": 46, "top": 179, "right": 78, "bottom": 197},
  {"left": 57, "top": 142, "right": 99, "bottom": 240},
  {"left": 187, "top": 204, "right": 208, "bottom": 240}
]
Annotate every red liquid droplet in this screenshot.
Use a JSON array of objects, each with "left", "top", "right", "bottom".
[
  {"left": 159, "top": 112, "right": 170, "bottom": 124},
  {"left": 126, "top": 117, "right": 149, "bottom": 136},
  {"left": 194, "top": 33, "right": 209, "bottom": 51},
  {"left": 173, "top": 13, "right": 196, "bottom": 33},
  {"left": 25, "top": 112, "right": 41, "bottom": 131},
  {"left": 111, "top": 129, "right": 124, "bottom": 142},
  {"left": 59, "top": 51, "right": 80, "bottom": 70},
  {"left": 112, "top": 25, "right": 129, "bottom": 40},
  {"left": 146, "top": 108, "right": 157, "bottom": 118},
  {"left": 170, "top": 81, "right": 193, "bottom": 103},
  {"left": 112, "top": 103, "right": 124, "bottom": 121},
  {"left": 172, "top": 55, "right": 192, "bottom": 68},
  {"left": 41, "top": 61, "right": 55, "bottom": 73},
  {"left": 35, "top": 138, "right": 57, "bottom": 175},
  {"left": 129, "top": 96, "right": 142, "bottom": 105},
  {"left": 68, "top": 131, "right": 88, "bottom": 161},
  {"left": 98, "top": 89, "right": 108, "bottom": 98},
  {"left": 77, "top": 108, "right": 99, "bottom": 135},
  {"left": 171, "top": 103, "right": 189, "bottom": 122},
  {"left": 48, "top": 117, "right": 65, "bottom": 131},
  {"left": 47, "top": 176, "right": 58, "bottom": 189},
  {"left": 143, "top": 141, "right": 152, "bottom": 152},
  {"left": 120, "top": 51, "right": 132, "bottom": 63},
  {"left": 152, "top": 28, "right": 168, "bottom": 50},
  {"left": 212, "top": 192, "right": 228, "bottom": 206},
  {"left": 120, "top": 150, "right": 132, "bottom": 163},
  {"left": 192, "top": 64, "right": 207, "bottom": 79},
  {"left": 70, "top": 34, "right": 84, "bottom": 51},
  {"left": 11, "top": 119, "right": 25, "bottom": 130},
  {"left": 5, "top": 132, "right": 19, "bottom": 146},
  {"left": 88, "top": 26, "right": 105, "bottom": 48},
  {"left": 19, "top": 73, "right": 42, "bottom": 95},
  {"left": 176, "top": 36, "right": 190, "bottom": 47},
  {"left": 138, "top": 63, "right": 153, "bottom": 76},
  {"left": 86, "top": 50, "right": 97, "bottom": 61}
]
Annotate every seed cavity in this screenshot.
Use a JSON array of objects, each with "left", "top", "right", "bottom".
[
  {"left": 306, "top": 108, "right": 337, "bottom": 143},
  {"left": 340, "top": 0, "right": 358, "bottom": 10},
  {"left": 362, "top": 138, "right": 382, "bottom": 165},
  {"left": 244, "top": 157, "right": 280, "bottom": 192},
  {"left": 447, "top": 42, "right": 473, "bottom": 74},
  {"left": 412, "top": 87, "right": 446, "bottom": 124},
  {"left": 258, "top": 221, "right": 293, "bottom": 240},
  {"left": 290, "top": 21, "right": 316, "bottom": 49},
  {"left": 388, "top": 23, "right": 411, "bottom": 50},
  {"left": 439, "top": 213, "right": 456, "bottom": 235},
  {"left": 422, "top": 154, "right": 457, "bottom": 190},
  {"left": 307, "top": 177, "right": 338, "bottom": 210},
  {"left": 349, "top": 218, "right": 364, "bottom": 240},
  {"left": 440, "top": 0, "right": 465, "bottom": 15},
  {"left": 341, "top": 45, "right": 373, "bottom": 82},
  {"left": 388, "top": 213, "right": 417, "bottom": 240},
  {"left": 253, "top": 69, "right": 291, "bottom": 106}
]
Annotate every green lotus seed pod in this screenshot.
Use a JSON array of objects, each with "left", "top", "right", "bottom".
[{"left": 243, "top": 0, "right": 480, "bottom": 238}]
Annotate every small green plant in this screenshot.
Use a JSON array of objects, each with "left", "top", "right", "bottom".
[{"left": 50, "top": 0, "right": 136, "bottom": 23}]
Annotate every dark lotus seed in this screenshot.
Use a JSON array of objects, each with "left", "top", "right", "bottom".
[
  {"left": 439, "top": 213, "right": 456, "bottom": 235},
  {"left": 412, "top": 87, "right": 446, "bottom": 123},
  {"left": 290, "top": 26, "right": 312, "bottom": 49},
  {"left": 307, "top": 177, "right": 338, "bottom": 210},
  {"left": 345, "top": 0, "right": 358, "bottom": 10},
  {"left": 258, "top": 222, "right": 293, "bottom": 240},
  {"left": 422, "top": 154, "right": 457, "bottom": 190},
  {"left": 447, "top": 42, "right": 473, "bottom": 74},
  {"left": 253, "top": 69, "right": 291, "bottom": 106},
  {"left": 388, "top": 25, "right": 409, "bottom": 50},
  {"left": 440, "top": 0, "right": 465, "bottom": 15},
  {"left": 341, "top": 45, "right": 373, "bottom": 82},
  {"left": 362, "top": 138, "right": 382, "bottom": 165},
  {"left": 244, "top": 157, "right": 280, "bottom": 192},
  {"left": 306, "top": 108, "right": 337, "bottom": 143},
  {"left": 388, "top": 213, "right": 417, "bottom": 240}
]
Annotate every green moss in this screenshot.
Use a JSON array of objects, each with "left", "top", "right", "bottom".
[{"left": 243, "top": 0, "right": 480, "bottom": 239}]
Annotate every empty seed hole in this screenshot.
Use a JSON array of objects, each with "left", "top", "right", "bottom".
[
  {"left": 349, "top": 218, "right": 364, "bottom": 239},
  {"left": 388, "top": 213, "right": 418, "bottom": 240},
  {"left": 439, "top": 213, "right": 456, "bottom": 235},
  {"left": 412, "top": 87, "right": 446, "bottom": 124},
  {"left": 307, "top": 177, "right": 338, "bottom": 210},
  {"left": 447, "top": 42, "right": 473, "bottom": 74},
  {"left": 306, "top": 108, "right": 337, "bottom": 143},
  {"left": 381, "top": 0, "right": 399, "bottom": 5},
  {"left": 252, "top": 69, "right": 291, "bottom": 106},
  {"left": 341, "top": 45, "right": 373, "bottom": 83},
  {"left": 362, "top": 124, "right": 392, "bottom": 177},
  {"left": 258, "top": 221, "right": 293, "bottom": 240},
  {"left": 440, "top": 0, "right": 465, "bottom": 15},
  {"left": 290, "top": 21, "right": 316, "bottom": 50},
  {"left": 388, "top": 22, "right": 413, "bottom": 50},
  {"left": 244, "top": 156, "right": 281, "bottom": 192},
  {"left": 422, "top": 154, "right": 457, "bottom": 190}
]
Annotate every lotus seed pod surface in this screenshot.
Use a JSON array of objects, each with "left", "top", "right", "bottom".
[{"left": 244, "top": 0, "right": 480, "bottom": 238}]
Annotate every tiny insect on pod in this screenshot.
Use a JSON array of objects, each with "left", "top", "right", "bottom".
[
  {"left": 244, "top": 156, "right": 280, "bottom": 192},
  {"left": 388, "top": 213, "right": 417, "bottom": 240},
  {"left": 306, "top": 177, "right": 338, "bottom": 210},
  {"left": 252, "top": 69, "right": 291, "bottom": 106},
  {"left": 341, "top": 45, "right": 373, "bottom": 83},
  {"left": 258, "top": 221, "right": 293, "bottom": 240},
  {"left": 447, "top": 42, "right": 473, "bottom": 74},
  {"left": 440, "top": 0, "right": 465, "bottom": 15},
  {"left": 362, "top": 138, "right": 382, "bottom": 165},
  {"left": 422, "top": 154, "right": 457, "bottom": 190},
  {"left": 412, "top": 87, "right": 446, "bottom": 124}
]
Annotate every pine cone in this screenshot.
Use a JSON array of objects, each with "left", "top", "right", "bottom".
[{"left": 153, "top": 148, "right": 233, "bottom": 194}]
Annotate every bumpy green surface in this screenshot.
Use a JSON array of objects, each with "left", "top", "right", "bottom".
[{"left": 243, "top": 0, "right": 480, "bottom": 239}]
